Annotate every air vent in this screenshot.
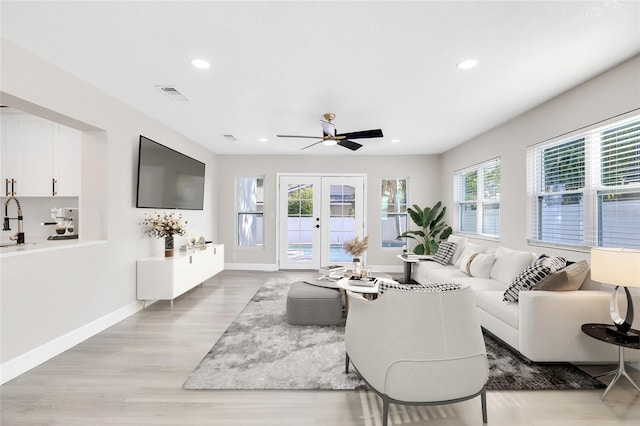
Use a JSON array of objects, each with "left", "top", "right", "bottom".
[
  {"left": 223, "top": 134, "right": 238, "bottom": 142},
  {"left": 155, "top": 85, "right": 190, "bottom": 101}
]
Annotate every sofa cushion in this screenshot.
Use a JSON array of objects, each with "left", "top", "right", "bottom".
[
  {"left": 533, "top": 260, "right": 589, "bottom": 291},
  {"left": 503, "top": 256, "right": 567, "bottom": 302},
  {"left": 476, "top": 291, "right": 519, "bottom": 329},
  {"left": 454, "top": 277, "right": 507, "bottom": 292},
  {"left": 433, "top": 241, "right": 457, "bottom": 265},
  {"left": 447, "top": 234, "right": 468, "bottom": 265},
  {"left": 490, "top": 246, "right": 535, "bottom": 285},
  {"left": 427, "top": 267, "right": 468, "bottom": 283}
]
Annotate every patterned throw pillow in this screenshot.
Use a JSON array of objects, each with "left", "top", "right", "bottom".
[
  {"left": 378, "top": 281, "right": 461, "bottom": 295},
  {"left": 503, "top": 256, "right": 567, "bottom": 302},
  {"left": 432, "top": 241, "right": 457, "bottom": 266}
]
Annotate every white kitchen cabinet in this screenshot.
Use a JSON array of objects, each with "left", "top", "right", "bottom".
[
  {"left": 1, "top": 111, "right": 80, "bottom": 196},
  {"left": 136, "top": 244, "right": 224, "bottom": 307},
  {"left": 53, "top": 124, "right": 82, "bottom": 196}
]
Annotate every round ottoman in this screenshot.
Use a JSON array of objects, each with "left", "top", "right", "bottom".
[{"left": 286, "top": 282, "right": 343, "bottom": 325}]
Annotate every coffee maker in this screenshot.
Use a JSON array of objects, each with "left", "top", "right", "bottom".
[{"left": 45, "top": 207, "right": 79, "bottom": 240}]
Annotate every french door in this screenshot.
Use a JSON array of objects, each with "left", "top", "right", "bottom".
[{"left": 278, "top": 175, "right": 365, "bottom": 270}]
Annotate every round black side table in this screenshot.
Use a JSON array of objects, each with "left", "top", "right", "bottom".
[{"left": 581, "top": 323, "right": 640, "bottom": 400}]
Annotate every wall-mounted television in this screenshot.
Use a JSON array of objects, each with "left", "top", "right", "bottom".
[{"left": 136, "top": 135, "right": 205, "bottom": 210}]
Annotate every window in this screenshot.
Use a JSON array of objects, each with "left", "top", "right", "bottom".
[
  {"left": 527, "top": 114, "right": 640, "bottom": 249},
  {"left": 381, "top": 178, "right": 408, "bottom": 247},
  {"left": 454, "top": 159, "right": 501, "bottom": 237},
  {"left": 237, "top": 177, "right": 264, "bottom": 247}
]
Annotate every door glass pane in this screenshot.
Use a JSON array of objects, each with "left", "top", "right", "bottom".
[
  {"left": 287, "top": 184, "right": 314, "bottom": 261},
  {"left": 329, "top": 184, "right": 355, "bottom": 262}
]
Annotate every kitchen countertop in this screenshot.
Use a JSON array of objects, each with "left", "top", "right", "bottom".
[{"left": 0, "top": 239, "right": 106, "bottom": 258}]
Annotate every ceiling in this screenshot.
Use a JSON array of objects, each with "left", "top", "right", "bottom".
[{"left": 1, "top": 1, "right": 639, "bottom": 156}]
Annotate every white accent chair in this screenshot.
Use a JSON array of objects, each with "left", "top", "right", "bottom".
[{"left": 345, "top": 284, "right": 489, "bottom": 426}]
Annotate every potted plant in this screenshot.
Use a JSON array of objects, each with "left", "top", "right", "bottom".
[
  {"left": 141, "top": 212, "right": 188, "bottom": 257},
  {"left": 397, "top": 201, "right": 452, "bottom": 255},
  {"left": 344, "top": 235, "right": 369, "bottom": 276}
]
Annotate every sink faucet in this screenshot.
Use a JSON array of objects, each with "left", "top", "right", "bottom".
[{"left": 3, "top": 197, "right": 25, "bottom": 245}]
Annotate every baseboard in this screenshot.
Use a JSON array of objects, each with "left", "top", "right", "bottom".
[
  {"left": 223, "top": 264, "right": 404, "bottom": 273},
  {"left": 224, "top": 263, "right": 278, "bottom": 271},
  {"left": 0, "top": 300, "right": 143, "bottom": 385}
]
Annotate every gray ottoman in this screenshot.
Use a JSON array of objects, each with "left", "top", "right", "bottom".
[{"left": 286, "top": 282, "right": 343, "bottom": 325}]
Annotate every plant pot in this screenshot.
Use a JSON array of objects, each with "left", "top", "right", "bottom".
[{"left": 165, "top": 236, "right": 174, "bottom": 257}]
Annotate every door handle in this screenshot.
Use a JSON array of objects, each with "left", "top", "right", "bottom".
[
  {"left": 5, "top": 179, "right": 9, "bottom": 196},
  {"left": 52, "top": 178, "right": 58, "bottom": 196},
  {"left": 315, "top": 224, "right": 320, "bottom": 229}
]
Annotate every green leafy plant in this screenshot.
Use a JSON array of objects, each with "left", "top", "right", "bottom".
[{"left": 397, "top": 201, "right": 453, "bottom": 255}]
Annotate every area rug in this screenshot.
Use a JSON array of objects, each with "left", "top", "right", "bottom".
[{"left": 183, "top": 277, "right": 604, "bottom": 391}]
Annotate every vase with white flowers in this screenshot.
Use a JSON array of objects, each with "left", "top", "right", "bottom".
[
  {"left": 344, "top": 235, "right": 369, "bottom": 276},
  {"left": 141, "top": 212, "right": 188, "bottom": 257}
]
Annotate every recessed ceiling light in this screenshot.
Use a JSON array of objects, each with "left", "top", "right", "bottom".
[
  {"left": 258, "top": 138, "right": 269, "bottom": 142},
  {"left": 457, "top": 59, "right": 478, "bottom": 69},
  {"left": 191, "top": 59, "right": 211, "bottom": 69},
  {"left": 391, "top": 139, "right": 401, "bottom": 143}
]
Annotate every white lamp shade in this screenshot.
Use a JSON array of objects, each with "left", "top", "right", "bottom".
[{"left": 590, "top": 248, "right": 640, "bottom": 288}]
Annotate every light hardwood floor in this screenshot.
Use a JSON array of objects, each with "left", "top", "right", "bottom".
[{"left": 1, "top": 270, "right": 639, "bottom": 425}]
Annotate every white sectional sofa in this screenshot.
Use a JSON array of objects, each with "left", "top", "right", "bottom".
[{"left": 412, "top": 237, "right": 640, "bottom": 364}]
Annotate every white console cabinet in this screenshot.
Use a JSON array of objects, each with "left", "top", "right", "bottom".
[{"left": 137, "top": 244, "right": 224, "bottom": 307}]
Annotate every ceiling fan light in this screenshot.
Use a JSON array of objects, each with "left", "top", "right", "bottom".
[{"left": 323, "top": 139, "right": 338, "bottom": 146}]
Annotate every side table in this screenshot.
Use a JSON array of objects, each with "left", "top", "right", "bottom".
[
  {"left": 581, "top": 323, "right": 640, "bottom": 399},
  {"left": 396, "top": 254, "right": 433, "bottom": 283}
]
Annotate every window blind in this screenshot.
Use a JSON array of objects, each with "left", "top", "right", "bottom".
[
  {"left": 454, "top": 158, "right": 501, "bottom": 237},
  {"left": 527, "top": 114, "right": 640, "bottom": 249}
]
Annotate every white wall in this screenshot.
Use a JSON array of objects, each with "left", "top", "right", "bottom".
[
  {"left": 216, "top": 154, "right": 442, "bottom": 270},
  {"left": 0, "top": 38, "right": 219, "bottom": 381},
  {"left": 439, "top": 54, "right": 640, "bottom": 262}
]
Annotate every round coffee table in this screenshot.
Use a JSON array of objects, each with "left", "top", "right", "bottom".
[
  {"left": 306, "top": 271, "right": 392, "bottom": 290},
  {"left": 581, "top": 323, "right": 640, "bottom": 399}
]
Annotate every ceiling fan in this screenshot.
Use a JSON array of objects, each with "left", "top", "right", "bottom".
[{"left": 277, "top": 113, "right": 383, "bottom": 151}]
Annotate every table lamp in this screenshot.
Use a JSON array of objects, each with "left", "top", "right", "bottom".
[{"left": 590, "top": 248, "right": 640, "bottom": 342}]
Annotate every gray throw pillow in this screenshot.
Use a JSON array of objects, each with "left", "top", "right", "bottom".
[{"left": 533, "top": 260, "right": 589, "bottom": 291}]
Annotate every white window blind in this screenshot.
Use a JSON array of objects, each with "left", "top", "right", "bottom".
[
  {"left": 527, "top": 114, "right": 640, "bottom": 249},
  {"left": 454, "top": 158, "right": 501, "bottom": 237}
]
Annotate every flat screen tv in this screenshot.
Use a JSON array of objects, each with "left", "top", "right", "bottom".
[{"left": 136, "top": 135, "right": 205, "bottom": 210}]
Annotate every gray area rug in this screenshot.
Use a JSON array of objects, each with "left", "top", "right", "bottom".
[{"left": 183, "top": 277, "right": 604, "bottom": 391}]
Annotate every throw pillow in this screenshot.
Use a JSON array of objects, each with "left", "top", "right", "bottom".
[
  {"left": 433, "top": 241, "right": 457, "bottom": 265},
  {"left": 447, "top": 235, "right": 467, "bottom": 265},
  {"left": 467, "top": 253, "right": 496, "bottom": 278},
  {"left": 503, "top": 260, "right": 552, "bottom": 302},
  {"left": 454, "top": 243, "right": 485, "bottom": 268},
  {"left": 378, "top": 281, "right": 461, "bottom": 295},
  {"left": 534, "top": 260, "right": 589, "bottom": 291},
  {"left": 490, "top": 247, "right": 536, "bottom": 285}
]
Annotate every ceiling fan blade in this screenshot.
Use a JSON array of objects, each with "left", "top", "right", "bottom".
[
  {"left": 301, "top": 140, "right": 324, "bottom": 150},
  {"left": 277, "top": 134, "right": 321, "bottom": 139},
  {"left": 321, "top": 120, "right": 335, "bottom": 138},
  {"left": 337, "top": 140, "right": 363, "bottom": 151},
  {"left": 336, "top": 129, "right": 384, "bottom": 139}
]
